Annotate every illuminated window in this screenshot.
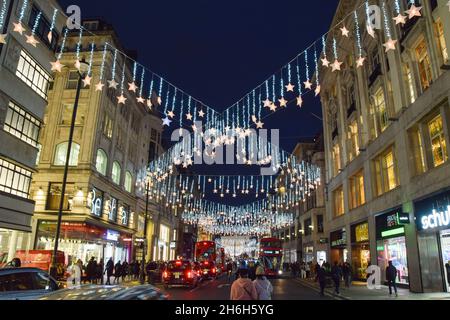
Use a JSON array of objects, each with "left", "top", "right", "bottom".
[
  {"left": 124, "top": 171, "right": 132, "bottom": 193},
  {"left": 0, "top": 158, "right": 32, "bottom": 199},
  {"left": 373, "top": 146, "right": 398, "bottom": 197},
  {"left": 404, "top": 64, "right": 416, "bottom": 104},
  {"left": 15, "top": 50, "right": 51, "bottom": 100},
  {"left": 4, "top": 101, "right": 41, "bottom": 148},
  {"left": 428, "top": 115, "right": 448, "bottom": 168},
  {"left": 333, "top": 186, "right": 345, "bottom": 218},
  {"left": 54, "top": 142, "right": 80, "bottom": 166},
  {"left": 349, "top": 170, "right": 365, "bottom": 210},
  {"left": 409, "top": 128, "right": 426, "bottom": 175},
  {"left": 373, "top": 88, "right": 388, "bottom": 136},
  {"left": 103, "top": 114, "right": 113, "bottom": 139},
  {"left": 96, "top": 149, "right": 108, "bottom": 176},
  {"left": 347, "top": 120, "right": 360, "bottom": 161},
  {"left": 415, "top": 38, "right": 432, "bottom": 91},
  {"left": 332, "top": 142, "right": 341, "bottom": 177},
  {"left": 435, "top": 19, "right": 449, "bottom": 64},
  {"left": 112, "top": 162, "right": 121, "bottom": 185}
]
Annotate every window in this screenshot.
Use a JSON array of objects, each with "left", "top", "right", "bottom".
[
  {"left": 304, "top": 218, "right": 312, "bottom": 236},
  {"left": 96, "top": 149, "right": 108, "bottom": 176},
  {"left": 46, "top": 183, "right": 74, "bottom": 211},
  {"left": 66, "top": 71, "right": 80, "bottom": 90},
  {"left": 317, "top": 215, "right": 324, "bottom": 234},
  {"left": 0, "top": 158, "right": 32, "bottom": 199},
  {"left": 435, "top": 19, "right": 449, "bottom": 64},
  {"left": 409, "top": 127, "right": 427, "bottom": 175},
  {"left": 404, "top": 64, "right": 416, "bottom": 104},
  {"left": 347, "top": 120, "right": 360, "bottom": 161},
  {"left": 333, "top": 186, "right": 345, "bottom": 218},
  {"left": 103, "top": 114, "right": 113, "bottom": 139},
  {"left": 124, "top": 171, "right": 132, "bottom": 193},
  {"left": 4, "top": 101, "right": 41, "bottom": 148},
  {"left": 428, "top": 115, "right": 448, "bottom": 167},
  {"left": 60, "top": 104, "right": 85, "bottom": 125},
  {"left": 349, "top": 170, "right": 366, "bottom": 210},
  {"left": 112, "top": 162, "right": 121, "bottom": 185},
  {"left": 27, "top": 5, "right": 59, "bottom": 51},
  {"left": 373, "top": 146, "right": 398, "bottom": 197},
  {"left": 0, "top": 273, "right": 34, "bottom": 291},
  {"left": 16, "top": 50, "right": 51, "bottom": 100},
  {"left": 332, "top": 141, "right": 341, "bottom": 177},
  {"left": 148, "top": 141, "right": 157, "bottom": 162},
  {"left": 54, "top": 142, "right": 80, "bottom": 166},
  {"left": 415, "top": 39, "right": 433, "bottom": 91},
  {"left": 371, "top": 88, "right": 388, "bottom": 139}
]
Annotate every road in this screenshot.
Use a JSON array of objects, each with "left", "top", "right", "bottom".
[{"left": 154, "top": 275, "right": 333, "bottom": 300}]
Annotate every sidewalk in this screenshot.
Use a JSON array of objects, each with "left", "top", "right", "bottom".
[{"left": 295, "top": 278, "right": 450, "bottom": 300}]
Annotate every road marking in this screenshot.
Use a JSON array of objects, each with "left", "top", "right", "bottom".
[{"left": 217, "top": 284, "right": 231, "bottom": 289}]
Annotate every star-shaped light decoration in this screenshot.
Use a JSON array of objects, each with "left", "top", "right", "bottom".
[
  {"left": 157, "top": 96, "right": 162, "bottom": 105},
  {"left": 269, "top": 103, "right": 277, "bottom": 112},
  {"left": 321, "top": 57, "right": 330, "bottom": 67},
  {"left": 278, "top": 97, "right": 288, "bottom": 107},
  {"left": 128, "top": 82, "right": 138, "bottom": 92},
  {"left": 108, "top": 79, "right": 118, "bottom": 89},
  {"left": 263, "top": 99, "right": 272, "bottom": 108},
  {"left": 340, "top": 26, "right": 350, "bottom": 37},
  {"left": 198, "top": 110, "right": 205, "bottom": 118},
  {"left": 82, "top": 75, "right": 92, "bottom": 88},
  {"left": 95, "top": 82, "right": 105, "bottom": 92},
  {"left": 393, "top": 14, "right": 407, "bottom": 25},
  {"left": 146, "top": 99, "right": 153, "bottom": 109},
  {"left": 137, "top": 96, "right": 145, "bottom": 104},
  {"left": 296, "top": 96, "right": 303, "bottom": 107},
  {"left": 186, "top": 113, "right": 193, "bottom": 121},
  {"left": 331, "top": 59, "right": 343, "bottom": 72},
  {"left": 304, "top": 80, "right": 313, "bottom": 90},
  {"left": 162, "top": 117, "right": 172, "bottom": 127},
  {"left": 285, "top": 83, "right": 295, "bottom": 92},
  {"left": 25, "top": 34, "right": 39, "bottom": 47},
  {"left": 74, "top": 59, "right": 81, "bottom": 71},
  {"left": 117, "top": 94, "right": 127, "bottom": 105},
  {"left": 251, "top": 115, "right": 257, "bottom": 123},
  {"left": 356, "top": 56, "right": 366, "bottom": 68},
  {"left": 366, "top": 25, "right": 376, "bottom": 38},
  {"left": 13, "top": 22, "right": 25, "bottom": 35},
  {"left": 50, "top": 60, "right": 64, "bottom": 73},
  {"left": 383, "top": 38, "right": 397, "bottom": 52},
  {"left": 406, "top": 4, "right": 422, "bottom": 19},
  {"left": 0, "top": 34, "right": 7, "bottom": 45},
  {"left": 255, "top": 120, "right": 264, "bottom": 129},
  {"left": 167, "top": 111, "right": 175, "bottom": 119},
  {"left": 315, "top": 85, "right": 321, "bottom": 97}
]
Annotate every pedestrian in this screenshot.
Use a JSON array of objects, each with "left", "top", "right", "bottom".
[
  {"left": 315, "top": 265, "right": 327, "bottom": 297},
  {"left": 86, "top": 257, "right": 97, "bottom": 284},
  {"left": 248, "top": 261, "right": 257, "bottom": 281},
  {"left": 226, "top": 261, "right": 234, "bottom": 283},
  {"left": 114, "top": 261, "right": 122, "bottom": 284},
  {"left": 105, "top": 258, "right": 114, "bottom": 285},
  {"left": 134, "top": 260, "right": 140, "bottom": 280},
  {"left": 96, "top": 259, "right": 104, "bottom": 284},
  {"left": 67, "top": 259, "right": 82, "bottom": 287},
  {"left": 230, "top": 268, "right": 258, "bottom": 300},
  {"left": 342, "top": 262, "right": 352, "bottom": 288},
  {"left": 253, "top": 267, "right": 273, "bottom": 300},
  {"left": 331, "top": 261, "right": 342, "bottom": 295},
  {"left": 122, "top": 260, "right": 129, "bottom": 283},
  {"left": 305, "top": 262, "right": 311, "bottom": 279},
  {"left": 386, "top": 261, "right": 398, "bottom": 297}
]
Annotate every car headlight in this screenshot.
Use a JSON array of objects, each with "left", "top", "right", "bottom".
[{"left": 278, "top": 270, "right": 283, "bottom": 275}]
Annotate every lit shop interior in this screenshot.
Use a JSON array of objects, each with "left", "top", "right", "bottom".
[
  {"left": 351, "top": 222, "right": 370, "bottom": 281},
  {"left": 330, "top": 228, "right": 348, "bottom": 264}
]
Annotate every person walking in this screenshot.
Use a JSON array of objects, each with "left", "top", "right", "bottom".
[
  {"left": 315, "top": 265, "right": 327, "bottom": 297},
  {"left": 105, "top": 258, "right": 114, "bottom": 285},
  {"left": 114, "top": 261, "right": 122, "bottom": 284},
  {"left": 386, "top": 261, "right": 398, "bottom": 297},
  {"left": 331, "top": 261, "right": 342, "bottom": 295},
  {"left": 121, "top": 261, "right": 129, "bottom": 283},
  {"left": 230, "top": 269, "right": 258, "bottom": 300},
  {"left": 96, "top": 259, "right": 104, "bottom": 284},
  {"left": 342, "top": 262, "right": 352, "bottom": 288},
  {"left": 253, "top": 267, "right": 273, "bottom": 300},
  {"left": 226, "top": 261, "right": 234, "bottom": 283},
  {"left": 86, "top": 257, "right": 97, "bottom": 284}
]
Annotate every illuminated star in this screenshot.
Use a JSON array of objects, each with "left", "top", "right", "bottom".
[
  {"left": 331, "top": 59, "right": 343, "bottom": 72},
  {"left": 191, "top": 124, "right": 198, "bottom": 132},
  {"left": 128, "top": 82, "right": 138, "bottom": 92},
  {"left": 198, "top": 110, "right": 205, "bottom": 118},
  {"left": 255, "top": 120, "right": 264, "bottom": 129},
  {"left": 383, "top": 38, "right": 397, "bottom": 52},
  {"left": 74, "top": 59, "right": 81, "bottom": 70},
  {"left": 269, "top": 103, "right": 277, "bottom": 112},
  {"left": 406, "top": 4, "right": 422, "bottom": 19},
  {"left": 285, "top": 83, "right": 295, "bottom": 92},
  {"left": 0, "top": 34, "right": 7, "bottom": 44},
  {"left": 393, "top": 14, "right": 407, "bottom": 25},
  {"left": 263, "top": 99, "right": 272, "bottom": 108},
  {"left": 356, "top": 56, "right": 366, "bottom": 68},
  {"left": 304, "top": 80, "right": 313, "bottom": 90},
  {"left": 366, "top": 25, "right": 376, "bottom": 38},
  {"left": 315, "top": 85, "right": 321, "bottom": 97},
  {"left": 50, "top": 60, "right": 64, "bottom": 73},
  {"left": 162, "top": 117, "right": 172, "bottom": 127},
  {"left": 146, "top": 99, "right": 153, "bottom": 109},
  {"left": 340, "top": 26, "right": 350, "bottom": 37},
  {"left": 167, "top": 111, "right": 175, "bottom": 119},
  {"left": 108, "top": 79, "right": 118, "bottom": 89},
  {"left": 13, "top": 22, "right": 25, "bottom": 35},
  {"left": 117, "top": 94, "right": 127, "bottom": 105},
  {"left": 251, "top": 115, "right": 257, "bottom": 123},
  {"left": 47, "top": 31, "right": 53, "bottom": 43},
  {"left": 95, "top": 82, "right": 105, "bottom": 92},
  {"left": 278, "top": 97, "right": 288, "bottom": 107},
  {"left": 25, "top": 34, "right": 39, "bottom": 47},
  {"left": 296, "top": 96, "right": 303, "bottom": 107},
  {"left": 186, "top": 113, "right": 193, "bottom": 121},
  {"left": 321, "top": 57, "right": 330, "bottom": 67},
  {"left": 157, "top": 96, "right": 162, "bottom": 105},
  {"left": 137, "top": 96, "right": 145, "bottom": 104},
  {"left": 82, "top": 75, "right": 92, "bottom": 87}
]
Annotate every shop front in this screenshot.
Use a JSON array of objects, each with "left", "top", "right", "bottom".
[
  {"left": 303, "top": 244, "right": 314, "bottom": 263},
  {"left": 375, "top": 208, "right": 409, "bottom": 286},
  {"left": 330, "top": 229, "right": 347, "bottom": 264},
  {"left": 414, "top": 189, "right": 450, "bottom": 293},
  {"left": 35, "top": 221, "right": 133, "bottom": 266},
  {"left": 0, "top": 228, "right": 33, "bottom": 266},
  {"left": 351, "top": 221, "right": 370, "bottom": 281}
]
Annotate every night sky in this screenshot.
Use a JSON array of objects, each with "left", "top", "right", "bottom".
[{"left": 59, "top": 0, "right": 339, "bottom": 153}]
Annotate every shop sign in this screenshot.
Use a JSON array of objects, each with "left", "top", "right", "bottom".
[
  {"left": 170, "top": 241, "right": 177, "bottom": 249},
  {"left": 354, "top": 223, "right": 369, "bottom": 243},
  {"left": 107, "top": 197, "right": 118, "bottom": 222},
  {"left": 106, "top": 230, "right": 119, "bottom": 242},
  {"left": 319, "top": 238, "right": 328, "bottom": 244},
  {"left": 375, "top": 208, "right": 404, "bottom": 240},
  {"left": 398, "top": 213, "right": 410, "bottom": 225},
  {"left": 90, "top": 188, "right": 103, "bottom": 217},
  {"left": 120, "top": 205, "right": 129, "bottom": 226},
  {"left": 330, "top": 229, "right": 347, "bottom": 248},
  {"left": 415, "top": 190, "right": 450, "bottom": 232}
]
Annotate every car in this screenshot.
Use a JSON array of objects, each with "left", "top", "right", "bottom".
[
  {"left": 39, "top": 284, "right": 169, "bottom": 300},
  {"left": 198, "top": 260, "right": 218, "bottom": 280},
  {"left": 162, "top": 260, "right": 199, "bottom": 289},
  {"left": 0, "top": 268, "right": 60, "bottom": 300},
  {"left": 146, "top": 262, "right": 166, "bottom": 284}
]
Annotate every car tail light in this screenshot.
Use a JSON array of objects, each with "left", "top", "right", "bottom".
[
  {"left": 187, "top": 271, "right": 193, "bottom": 279},
  {"left": 163, "top": 271, "right": 168, "bottom": 278},
  {"left": 212, "top": 268, "right": 216, "bottom": 274}
]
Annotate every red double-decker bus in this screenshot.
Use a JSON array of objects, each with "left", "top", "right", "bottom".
[
  {"left": 259, "top": 238, "right": 283, "bottom": 277},
  {"left": 195, "top": 241, "right": 219, "bottom": 279}
]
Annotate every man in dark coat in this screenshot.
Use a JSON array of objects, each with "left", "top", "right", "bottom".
[
  {"left": 114, "top": 261, "right": 122, "bottom": 284},
  {"left": 105, "top": 258, "right": 114, "bottom": 285},
  {"left": 315, "top": 265, "right": 327, "bottom": 297},
  {"left": 330, "top": 262, "right": 342, "bottom": 295},
  {"left": 86, "top": 257, "right": 97, "bottom": 284},
  {"left": 386, "top": 261, "right": 398, "bottom": 297}
]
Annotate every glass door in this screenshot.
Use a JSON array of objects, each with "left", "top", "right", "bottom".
[{"left": 440, "top": 230, "right": 450, "bottom": 293}]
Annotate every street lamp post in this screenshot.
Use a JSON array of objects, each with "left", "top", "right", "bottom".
[
  {"left": 139, "top": 178, "right": 150, "bottom": 284},
  {"left": 50, "top": 59, "right": 89, "bottom": 278}
]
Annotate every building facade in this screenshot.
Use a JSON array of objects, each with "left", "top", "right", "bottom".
[
  {"left": 0, "top": 0, "right": 65, "bottom": 264},
  {"left": 321, "top": 0, "right": 450, "bottom": 292}
]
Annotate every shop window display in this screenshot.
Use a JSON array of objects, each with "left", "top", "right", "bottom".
[
  {"left": 377, "top": 236, "right": 409, "bottom": 285},
  {"left": 440, "top": 230, "right": 450, "bottom": 293}
]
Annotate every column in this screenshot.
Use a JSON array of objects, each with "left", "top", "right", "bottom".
[{"left": 7, "top": 230, "right": 19, "bottom": 262}]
